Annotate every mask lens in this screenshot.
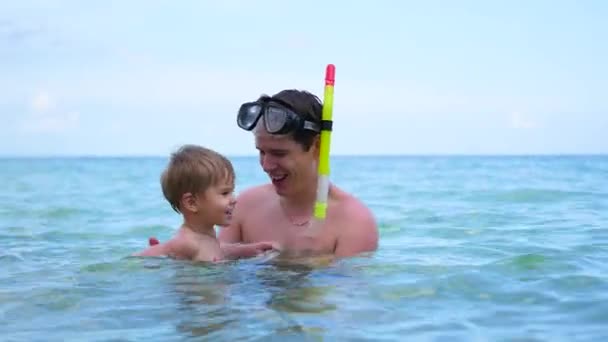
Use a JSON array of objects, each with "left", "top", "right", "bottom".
[
  {"left": 265, "top": 107, "right": 287, "bottom": 133},
  {"left": 237, "top": 103, "right": 262, "bottom": 130}
]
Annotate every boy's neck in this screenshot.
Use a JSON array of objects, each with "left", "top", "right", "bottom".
[{"left": 182, "top": 216, "right": 216, "bottom": 238}]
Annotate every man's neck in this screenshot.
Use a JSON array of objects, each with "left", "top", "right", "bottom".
[{"left": 280, "top": 180, "right": 329, "bottom": 212}]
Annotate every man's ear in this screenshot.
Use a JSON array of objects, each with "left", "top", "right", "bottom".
[
  {"left": 313, "top": 135, "right": 321, "bottom": 155},
  {"left": 180, "top": 192, "right": 198, "bottom": 213}
]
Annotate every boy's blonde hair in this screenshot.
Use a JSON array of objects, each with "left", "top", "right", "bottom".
[{"left": 160, "top": 144, "right": 235, "bottom": 213}]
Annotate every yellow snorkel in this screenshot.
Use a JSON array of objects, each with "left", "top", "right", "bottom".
[{"left": 314, "top": 64, "right": 335, "bottom": 221}]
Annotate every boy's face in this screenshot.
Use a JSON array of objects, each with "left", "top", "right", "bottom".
[{"left": 195, "top": 179, "right": 236, "bottom": 226}]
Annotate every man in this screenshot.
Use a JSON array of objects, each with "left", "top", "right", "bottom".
[{"left": 218, "top": 89, "right": 378, "bottom": 258}]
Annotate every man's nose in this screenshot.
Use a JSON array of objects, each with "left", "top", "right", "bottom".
[{"left": 261, "top": 155, "right": 277, "bottom": 172}]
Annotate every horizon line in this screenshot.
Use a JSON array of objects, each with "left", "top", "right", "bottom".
[{"left": 1, "top": 152, "right": 607, "bottom": 159}]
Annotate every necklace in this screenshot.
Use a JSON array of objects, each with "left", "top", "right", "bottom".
[{"left": 279, "top": 200, "right": 312, "bottom": 227}]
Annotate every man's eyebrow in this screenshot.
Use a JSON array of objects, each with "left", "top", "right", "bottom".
[{"left": 256, "top": 147, "right": 288, "bottom": 154}]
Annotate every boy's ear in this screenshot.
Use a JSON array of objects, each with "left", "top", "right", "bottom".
[{"left": 181, "top": 192, "right": 198, "bottom": 213}]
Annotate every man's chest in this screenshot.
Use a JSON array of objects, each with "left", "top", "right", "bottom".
[{"left": 241, "top": 209, "right": 338, "bottom": 256}]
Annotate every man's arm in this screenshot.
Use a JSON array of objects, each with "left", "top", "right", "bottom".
[{"left": 334, "top": 202, "right": 379, "bottom": 258}]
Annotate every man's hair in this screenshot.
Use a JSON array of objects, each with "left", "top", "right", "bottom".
[
  {"left": 258, "top": 89, "right": 323, "bottom": 151},
  {"left": 160, "top": 144, "right": 235, "bottom": 213}
]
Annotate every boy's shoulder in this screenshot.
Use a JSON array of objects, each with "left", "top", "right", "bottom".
[
  {"left": 174, "top": 229, "right": 223, "bottom": 262},
  {"left": 164, "top": 232, "right": 200, "bottom": 259}
]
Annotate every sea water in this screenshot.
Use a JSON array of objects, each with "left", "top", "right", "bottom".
[{"left": 1, "top": 155, "right": 607, "bottom": 341}]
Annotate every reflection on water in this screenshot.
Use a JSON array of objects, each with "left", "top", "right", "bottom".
[
  {"left": 169, "top": 261, "right": 234, "bottom": 339},
  {"left": 168, "top": 255, "right": 341, "bottom": 340},
  {"left": 258, "top": 259, "right": 338, "bottom": 314}
]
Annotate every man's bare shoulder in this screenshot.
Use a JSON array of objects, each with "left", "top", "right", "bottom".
[
  {"left": 331, "top": 186, "right": 379, "bottom": 257},
  {"left": 235, "top": 184, "right": 275, "bottom": 206},
  {"left": 337, "top": 188, "right": 376, "bottom": 224}
]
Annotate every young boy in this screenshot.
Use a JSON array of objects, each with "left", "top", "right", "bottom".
[{"left": 134, "top": 144, "right": 276, "bottom": 262}]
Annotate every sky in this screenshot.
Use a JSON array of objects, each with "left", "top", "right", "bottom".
[{"left": 1, "top": 0, "right": 606, "bottom": 156}]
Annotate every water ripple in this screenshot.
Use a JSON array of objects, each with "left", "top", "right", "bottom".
[{"left": 2, "top": 156, "right": 608, "bottom": 340}]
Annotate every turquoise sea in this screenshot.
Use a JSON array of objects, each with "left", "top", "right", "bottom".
[{"left": 1, "top": 155, "right": 607, "bottom": 341}]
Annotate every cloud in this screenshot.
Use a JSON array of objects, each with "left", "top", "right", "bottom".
[
  {"left": 21, "top": 111, "right": 80, "bottom": 134},
  {"left": 16, "top": 63, "right": 455, "bottom": 118},
  {"left": 509, "top": 111, "right": 537, "bottom": 129},
  {"left": 0, "top": 20, "right": 44, "bottom": 44},
  {"left": 4, "top": 60, "right": 563, "bottom": 136},
  {"left": 205, "top": 0, "right": 277, "bottom": 12},
  {"left": 30, "top": 91, "right": 53, "bottom": 112},
  {"left": 20, "top": 91, "right": 80, "bottom": 134}
]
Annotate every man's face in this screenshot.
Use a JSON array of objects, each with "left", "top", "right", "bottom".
[{"left": 254, "top": 125, "right": 318, "bottom": 197}]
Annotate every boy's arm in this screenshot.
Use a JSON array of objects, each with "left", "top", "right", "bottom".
[
  {"left": 175, "top": 238, "right": 221, "bottom": 263},
  {"left": 133, "top": 243, "right": 169, "bottom": 257},
  {"left": 193, "top": 247, "right": 221, "bottom": 263},
  {"left": 221, "top": 241, "right": 279, "bottom": 260}
]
